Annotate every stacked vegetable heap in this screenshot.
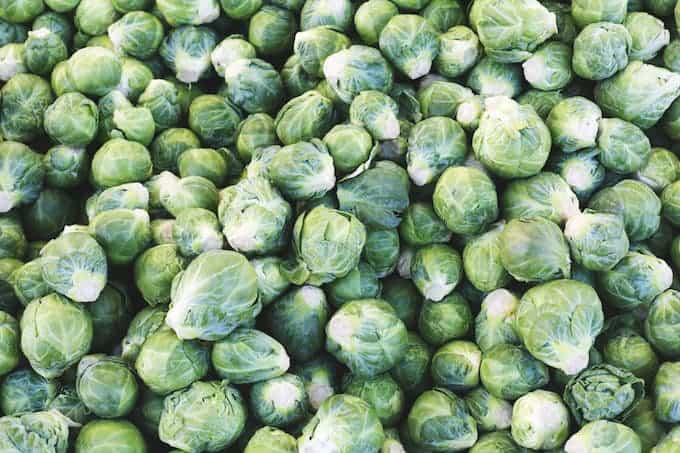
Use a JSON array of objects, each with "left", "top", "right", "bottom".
[{"left": 3, "top": 0, "right": 680, "bottom": 451}]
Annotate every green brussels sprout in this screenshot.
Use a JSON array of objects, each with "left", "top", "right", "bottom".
[
  {"left": 326, "top": 298, "right": 407, "bottom": 377},
  {"left": 0, "top": 20, "right": 27, "bottom": 45},
  {"left": 407, "top": 388, "right": 478, "bottom": 451},
  {"left": 0, "top": 0, "right": 44, "bottom": 23},
  {"left": 110, "top": 106, "right": 155, "bottom": 146},
  {"left": 219, "top": 0, "right": 260, "bottom": 19},
  {"left": 624, "top": 398, "right": 667, "bottom": 452},
  {"left": 89, "top": 208, "right": 151, "bottom": 265},
  {"left": 418, "top": 293, "right": 471, "bottom": 346},
  {"left": 23, "top": 28, "right": 66, "bottom": 76},
  {"left": 156, "top": 0, "right": 218, "bottom": 26},
  {"left": 32, "top": 13, "right": 72, "bottom": 50},
  {"left": 511, "top": 390, "right": 570, "bottom": 450},
  {"left": 0, "top": 258, "right": 21, "bottom": 313},
  {"left": 250, "top": 256, "right": 289, "bottom": 307},
  {"left": 662, "top": 180, "right": 680, "bottom": 226},
  {"left": 572, "top": 23, "right": 631, "bottom": 81},
  {"left": 652, "top": 426, "right": 680, "bottom": 453},
  {"left": 470, "top": 431, "right": 523, "bottom": 453},
  {"left": 418, "top": 80, "right": 473, "bottom": 119},
  {"left": 158, "top": 174, "right": 219, "bottom": 216},
  {"left": 354, "top": 0, "right": 398, "bottom": 46},
  {"left": 211, "top": 35, "right": 255, "bottom": 78},
  {"left": 167, "top": 250, "right": 260, "bottom": 341},
  {"left": 565, "top": 210, "right": 629, "bottom": 272},
  {"left": 469, "top": 0, "right": 556, "bottom": 63},
  {"left": 280, "top": 55, "right": 319, "bottom": 98},
  {"left": 108, "top": 12, "right": 163, "bottom": 59},
  {"left": 479, "top": 343, "right": 549, "bottom": 400},
  {"left": 177, "top": 148, "right": 226, "bottom": 186},
  {"left": 564, "top": 364, "right": 645, "bottom": 426},
  {"left": 389, "top": 332, "right": 430, "bottom": 395},
  {"left": 159, "top": 381, "right": 247, "bottom": 452},
  {"left": 293, "top": 26, "right": 350, "bottom": 79},
  {"left": 236, "top": 113, "right": 277, "bottom": 163},
  {"left": 595, "top": 61, "right": 680, "bottom": 130},
  {"left": 0, "top": 43, "right": 26, "bottom": 82},
  {"left": 654, "top": 361, "right": 680, "bottom": 422},
  {"left": 549, "top": 149, "right": 606, "bottom": 202},
  {"left": 565, "top": 420, "right": 642, "bottom": 453},
  {"left": 465, "top": 387, "right": 513, "bottom": 432},
  {"left": 406, "top": 117, "right": 466, "bottom": 186},
  {"left": 322, "top": 124, "right": 373, "bottom": 175},
  {"left": 44, "top": 93, "right": 98, "bottom": 147},
  {"left": 464, "top": 226, "right": 512, "bottom": 294},
  {"left": 349, "top": 91, "right": 399, "bottom": 141},
  {"left": 547, "top": 97, "right": 602, "bottom": 153},
  {"left": 75, "top": 354, "right": 138, "bottom": 418},
  {"left": 300, "top": 0, "right": 352, "bottom": 31},
  {"left": 473, "top": 96, "right": 552, "bottom": 179},
  {"left": 598, "top": 251, "right": 673, "bottom": 311},
  {"left": 500, "top": 218, "right": 570, "bottom": 282},
  {"left": 517, "top": 279, "right": 604, "bottom": 375},
  {"left": 435, "top": 26, "right": 482, "bottom": 79},
  {"left": 636, "top": 148, "right": 679, "bottom": 192},
  {"left": 67, "top": 47, "right": 121, "bottom": 97},
  {"left": 0, "top": 411, "right": 70, "bottom": 453},
  {"left": 522, "top": 41, "right": 572, "bottom": 91},
  {"left": 97, "top": 90, "right": 133, "bottom": 141},
  {"left": 571, "top": 0, "right": 627, "bottom": 27},
  {"left": 48, "top": 385, "right": 91, "bottom": 425},
  {"left": 421, "top": 0, "right": 465, "bottom": 32},
  {"left": 85, "top": 283, "right": 131, "bottom": 352},
  {"left": 466, "top": 58, "right": 524, "bottom": 98},
  {"left": 431, "top": 340, "right": 481, "bottom": 391},
  {"left": 0, "top": 142, "right": 44, "bottom": 213},
  {"left": 503, "top": 172, "right": 580, "bottom": 225},
  {"left": 160, "top": 26, "right": 217, "bottom": 83},
  {"left": 222, "top": 59, "right": 283, "bottom": 115},
  {"left": 21, "top": 293, "right": 93, "bottom": 378},
  {"left": 597, "top": 118, "right": 652, "bottom": 174},
  {"left": 518, "top": 89, "right": 564, "bottom": 119},
  {"left": 91, "top": 139, "right": 152, "bottom": 189},
  {"left": 133, "top": 245, "right": 184, "bottom": 307},
  {"left": 0, "top": 213, "right": 26, "bottom": 259},
  {"left": 362, "top": 228, "right": 400, "bottom": 279},
  {"left": 149, "top": 128, "right": 200, "bottom": 172},
  {"left": 245, "top": 427, "right": 297, "bottom": 453},
  {"left": 120, "top": 305, "right": 167, "bottom": 362},
  {"left": 74, "top": 0, "right": 118, "bottom": 35},
  {"left": 90, "top": 183, "right": 149, "bottom": 218},
  {"left": 379, "top": 14, "right": 439, "bottom": 79},
  {"left": 76, "top": 420, "right": 147, "bottom": 453},
  {"left": 0, "top": 368, "right": 57, "bottom": 415},
  {"left": 625, "top": 12, "right": 670, "bottom": 62},
  {"left": 474, "top": 289, "right": 521, "bottom": 352},
  {"left": 291, "top": 353, "right": 339, "bottom": 410},
  {"left": 138, "top": 80, "right": 182, "bottom": 131},
  {"left": 116, "top": 58, "right": 153, "bottom": 102},
  {"left": 135, "top": 327, "right": 209, "bottom": 395},
  {"left": 250, "top": 373, "right": 308, "bottom": 427},
  {"left": 218, "top": 177, "right": 292, "bottom": 255},
  {"left": 645, "top": 290, "right": 680, "bottom": 358},
  {"left": 411, "top": 244, "right": 462, "bottom": 302},
  {"left": 1, "top": 74, "right": 53, "bottom": 142},
  {"left": 343, "top": 373, "right": 404, "bottom": 427},
  {"left": 19, "top": 189, "right": 76, "bottom": 241},
  {"left": 11, "top": 258, "right": 48, "bottom": 306},
  {"left": 248, "top": 6, "right": 296, "bottom": 56},
  {"left": 275, "top": 91, "right": 334, "bottom": 145},
  {"left": 399, "top": 202, "right": 451, "bottom": 247},
  {"left": 171, "top": 208, "right": 223, "bottom": 258},
  {"left": 325, "top": 261, "right": 381, "bottom": 308},
  {"left": 0, "top": 311, "right": 18, "bottom": 376}
]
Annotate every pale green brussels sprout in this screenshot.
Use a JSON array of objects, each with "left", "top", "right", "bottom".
[
  {"left": 275, "top": 91, "right": 334, "bottom": 145},
  {"left": 159, "top": 26, "right": 217, "bottom": 83},
  {"left": 21, "top": 293, "right": 93, "bottom": 378},
  {"left": 595, "top": 61, "right": 680, "bottom": 130},
  {"left": 11, "top": 259, "right": 48, "bottom": 306},
  {"left": 433, "top": 166, "right": 498, "bottom": 235},
  {"left": 467, "top": 58, "right": 524, "bottom": 99},
  {"left": 281, "top": 54, "right": 320, "bottom": 97},
  {"left": 250, "top": 373, "right": 308, "bottom": 427},
  {"left": 431, "top": 340, "right": 481, "bottom": 391},
  {"left": 473, "top": 96, "right": 552, "bottom": 179},
  {"left": 325, "top": 262, "right": 381, "bottom": 308},
  {"left": 354, "top": 0, "right": 398, "bottom": 45},
  {"left": 210, "top": 35, "right": 256, "bottom": 77},
  {"left": 111, "top": 106, "right": 155, "bottom": 146},
  {"left": 597, "top": 251, "right": 673, "bottom": 311},
  {"left": 158, "top": 174, "right": 219, "bottom": 216},
  {"left": 421, "top": 0, "right": 464, "bottom": 32},
  {"left": 565, "top": 420, "right": 641, "bottom": 453},
  {"left": 636, "top": 148, "right": 679, "bottom": 192},
  {"left": 571, "top": 0, "right": 627, "bottom": 27},
  {"left": 236, "top": 113, "right": 277, "bottom": 162},
  {"left": 500, "top": 218, "right": 570, "bottom": 282},
  {"left": 48, "top": 385, "right": 91, "bottom": 425},
  {"left": 40, "top": 231, "right": 107, "bottom": 302},
  {"left": 67, "top": 46, "right": 122, "bottom": 98},
  {"left": 32, "top": 13, "right": 72, "bottom": 52},
  {"left": 0, "top": 20, "right": 27, "bottom": 45},
  {"left": 418, "top": 293, "right": 472, "bottom": 346},
  {"left": 89, "top": 208, "right": 151, "bottom": 265},
  {"left": 50, "top": 60, "right": 76, "bottom": 96},
  {"left": 223, "top": 59, "right": 283, "bottom": 114},
  {"left": 0, "top": 142, "right": 44, "bottom": 213},
  {"left": 564, "top": 364, "right": 645, "bottom": 426},
  {"left": 625, "top": 12, "right": 669, "bottom": 62},
  {"left": 465, "top": 387, "right": 513, "bottom": 432},
  {"left": 76, "top": 354, "right": 138, "bottom": 418},
  {"left": 547, "top": 97, "right": 602, "bottom": 153},
  {"left": 379, "top": 14, "right": 439, "bottom": 79},
  {"left": 662, "top": 180, "right": 680, "bottom": 226},
  {"left": 138, "top": 79, "right": 182, "bottom": 131},
  {"left": 23, "top": 28, "right": 66, "bottom": 76},
  {"left": 470, "top": 431, "right": 523, "bottom": 453},
  {"left": 21, "top": 189, "right": 78, "bottom": 241},
  {"left": 407, "top": 388, "right": 478, "bottom": 451},
  {"left": 624, "top": 398, "right": 667, "bottom": 452},
  {"left": 116, "top": 59, "right": 153, "bottom": 102},
  {"left": 108, "top": 12, "right": 163, "bottom": 60},
  {"left": 479, "top": 343, "right": 549, "bottom": 400},
  {"left": 293, "top": 26, "right": 350, "bottom": 79},
  {"left": 322, "top": 124, "right": 372, "bottom": 175},
  {"left": 399, "top": 202, "right": 451, "bottom": 247},
  {"left": 75, "top": 419, "right": 146, "bottom": 453},
  {"left": 511, "top": 390, "right": 570, "bottom": 450},
  {"left": 347, "top": 91, "right": 400, "bottom": 141},
  {"left": 167, "top": 250, "right": 260, "bottom": 341},
  {"left": 654, "top": 361, "right": 680, "bottom": 422},
  {"left": 91, "top": 139, "right": 152, "bottom": 189},
  {"left": 177, "top": 147, "right": 227, "bottom": 186},
  {"left": 74, "top": 0, "right": 118, "bottom": 35},
  {"left": 323, "top": 46, "right": 393, "bottom": 106},
  {"left": 159, "top": 380, "right": 247, "bottom": 452},
  {"left": 300, "top": 0, "right": 352, "bottom": 31},
  {"left": 97, "top": 90, "right": 133, "bottom": 141},
  {"left": 645, "top": 290, "right": 680, "bottom": 358},
  {"left": 44, "top": 93, "right": 98, "bottom": 147},
  {"left": 343, "top": 373, "right": 404, "bottom": 427},
  {"left": 418, "top": 80, "right": 474, "bottom": 119},
  {"left": 245, "top": 427, "right": 297, "bottom": 453},
  {"left": 90, "top": 183, "right": 149, "bottom": 217},
  {"left": 0, "top": 0, "right": 44, "bottom": 23},
  {"left": 120, "top": 305, "right": 167, "bottom": 362},
  {"left": 522, "top": 41, "right": 572, "bottom": 91},
  {"left": 298, "top": 394, "right": 385, "bottom": 452},
  {"left": 461, "top": 227, "right": 511, "bottom": 290},
  {"left": 517, "top": 279, "right": 604, "bottom": 375},
  {"left": 435, "top": 26, "right": 482, "bottom": 79},
  {"left": 87, "top": 34, "right": 114, "bottom": 49},
  {"left": 597, "top": 118, "right": 652, "bottom": 174},
  {"left": 363, "top": 228, "right": 400, "bottom": 278},
  {"left": 0, "top": 43, "right": 25, "bottom": 82},
  {"left": 653, "top": 426, "right": 680, "bottom": 453},
  {"left": 133, "top": 244, "right": 184, "bottom": 306},
  {"left": 1, "top": 74, "right": 53, "bottom": 142},
  {"left": 150, "top": 219, "right": 175, "bottom": 245},
  {"left": 565, "top": 210, "right": 629, "bottom": 271},
  {"left": 475, "top": 289, "right": 521, "bottom": 352},
  {"left": 0, "top": 411, "right": 70, "bottom": 453},
  {"left": 588, "top": 180, "right": 662, "bottom": 242},
  {"left": 0, "top": 368, "right": 57, "bottom": 415},
  {"left": 406, "top": 117, "right": 466, "bottom": 186},
  {"left": 502, "top": 172, "right": 580, "bottom": 225},
  {"left": 518, "top": 89, "right": 564, "bottom": 119},
  {"left": 156, "top": 0, "right": 218, "bottom": 26},
  {"left": 572, "top": 23, "right": 631, "bottom": 81},
  {"left": 0, "top": 311, "right": 18, "bottom": 375},
  {"left": 244, "top": 144, "right": 280, "bottom": 179},
  {"left": 248, "top": 6, "right": 296, "bottom": 56},
  {"left": 219, "top": 0, "right": 260, "bottom": 19},
  {"left": 250, "top": 257, "right": 289, "bottom": 306},
  {"left": 291, "top": 353, "right": 340, "bottom": 410},
  {"left": 411, "top": 244, "right": 462, "bottom": 302},
  {"left": 172, "top": 208, "right": 223, "bottom": 258},
  {"left": 149, "top": 127, "right": 200, "bottom": 172}
]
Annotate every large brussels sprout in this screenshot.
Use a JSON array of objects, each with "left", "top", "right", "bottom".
[
  {"left": 67, "top": 47, "right": 121, "bottom": 97},
  {"left": 418, "top": 293, "right": 471, "bottom": 346},
  {"left": 172, "top": 207, "right": 223, "bottom": 258},
  {"left": 466, "top": 58, "right": 523, "bottom": 98},
  {"left": 407, "top": 388, "right": 478, "bottom": 451},
  {"left": 21, "top": 293, "right": 93, "bottom": 378},
  {"left": 625, "top": 12, "right": 669, "bottom": 62},
  {"left": 406, "top": 117, "right": 466, "bottom": 186},
  {"left": 298, "top": 394, "right": 385, "bottom": 452},
  {"left": 149, "top": 128, "right": 200, "bottom": 172},
  {"left": 187, "top": 94, "right": 241, "bottom": 148},
  {"left": 379, "top": 14, "right": 439, "bottom": 79},
  {"left": 166, "top": 250, "right": 260, "bottom": 341},
  {"left": 76, "top": 354, "right": 138, "bottom": 418},
  {"left": 159, "top": 381, "right": 247, "bottom": 452},
  {"left": 250, "top": 373, "right": 308, "bottom": 427},
  {"left": 473, "top": 96, "right": 551, "bottom": 179},
  {"left": 546, "top": 97, "right": 602, "bottom": 153},
  {"left": 0, "top": 411, "right": 70, "bottom": 453},
  {"left": 326, "top": 298, "right": 407, "bottom": 377},
  {"left": 411, "top": 244, "right": 462, "bottom": 302},
  {"left": 516, "top": 279, "right": 604, "bottom": 375},
  {"left": 91, "top": 139, "right": 153, "bottom": 189},
  {"left": 597, "top": 118, "right": 651, "bottom": 174},
  {"left": 75, "top": 419, "right": 146, "bottom": 453},
  {"left": 354, "top": 0, "right": 398, "bottom": 46},
  {"left": 0, "top": 142, "right": 44, "bottom": 213},
  {"left": 502, "top": 172, "right": 579, "bottom": 225},
  {"left": 300, "top": 0, "right": 352, "bottom": 31},
  {"left": 248, "top": 6, "right": 296, "bottom": 56},
  {"left": 343, "top": 373, "right": 405, "bottom": 427},
  {"left": 245, "top": 427, "right": 297, "bottom": 453},
  {"left": 0, "top": 368, "right": 57, "bottom": 415},
  {"left": 465, "top": 387, "right": 512, "bottom": 432},
  {"left": 571, "top": 0, "right": 627, "bottom": 27},
  {"left": 159, "top": 26, "right": 217, "bottom": 83},
  {"left": 0, "top": 74, "right": 53, "bottom": 142},
  {"left": 572, "top": 23, "right": 631, "bottom": 81},
  {"left": 474, "top": 289, "right": 520, "bottom": 352},
  {"left": 431, "top": 340, "right": 481, "bottom": 391},
  {"left": 111, "top": 107, "right": 155, "bottom": 146},
  {"left": 275, "top": 91, "right": 334, "bottom": 145},
  {"left": 565, "top": 210, "right": 629, "bottom": 271},
  {"left": 565, "top": 420, "right": 641, "bottom": 453},
  {"left": 435, "top": 25, "right": 482, "bottom": 79},
  {"left": 268, "top": 139, "right": 334, "bottom": 202},
  {"left": 108, "top": 12, "right": 163, "bottom": 59},
  {"left": 480, "top": 343, "right": 549, "bottom": 400},
  {"left": 550, "top": 149, "right": 606, "bottom": 202},
  {"left": 90, "top": 208, "right": 151, "bottom": 265},
  {"left": 223, "top": 58, "right": 283, "bottom": 114},
  {"left": 134, "top": 245, "right": 184, "bottom": 296},
  {"left": 210, "top": 34, "right": 255, "bottom": 77},
  {"left": 511, "top": 390, "right": 570, "bottom": 450},
  {"left": 645, "top": 290, "right": 680, "bottom": 358}
]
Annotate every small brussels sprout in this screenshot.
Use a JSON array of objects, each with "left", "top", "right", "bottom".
[
  {"left": 23, "top": 28, "right": 66, "bottom": 76},
  {"left": 108, "top": 12, "right": 163, "bottom": 59},
  {"left": 465, "top": 387, "right": 513, "bottom": 432},
  {"left": 0, "top": 142, "right": 45, "bottom": 213},
  {"left": 138, "top": 80, "right": 182, "bottom": 132},
  {"left": 354, "top": 0, "right": 398, "bottom": 46},
  {"left": 480, "top": 343, "right": 549, "bottom": 401},
  {"left": 565, "top": 210, "right": 629, "bottom": 271},
  {"left": 91, "top": 139, "right": 152, "bottom": 189},
  {"left": 466, "top": 58, "right": 523, "bottom": 98},
  {"left": 167, "top": 250, "right": 260, "bottom": 341},
  {"left": 21, "top": 293, "right": 93, "bottom": 378},
  {"left": 517, "top": 279, "right": 604, "bottom": 375},
  {"left": 411, "top": 244, "right": 462, "bottom": 302},
  {"left": 1, "top": 75, "right": 53, "bottom": 143},
  {"left": 636, "top": 148, "right": 679, "bottom": 192},
  {"left": 565, "top": 420, "right": 641, "bottom": 453},
  {"left": 360, "top": 229, "right": 398, "bottom": 279},
  {"left": 325, "top": 262, "right": 381, "bottom": 308},
  {"left": 172, "top": 208, "right": 223, "bottom": 258},
  {"left": 378, "top": 15, "right": 439, "bottom": 79},
  {"left": 463, "top": 226, "right": 511, "bottom": 291},
  {"left": 223, "top": 59, "right": 283, "bottom": 115},
  {"left": 149, "top": 127, "right": 201, "bottom": 172},
  {"left": 550, "top": 149, "right": 606, "bottom": 202},
  {"left": 546, "top": 97, "right": 602, "bottom": 153},
  {"left": 159, "top": 26, "right": 217, "bottom": 83},
  {"left": 245, "top": 427, "right": 297, "bottom": 453},
  {"left": 76, "top": 354, "right": 138, "bottom": 418},
  {"left": 133, "top": 245, "right": 185, "bottom": 305},
  {"left": 120, "top": 305, "right": 167, "bottom": 363},
  {"left": 418, "top": 80, "right": 474, "bottom": 119},
  {"left": 407, "top": 388, "right": 478, "bottom": 451},
  {"left": 431, "top": 340, "right": 481, "bottom": 391},
  {"left": 74, "top": 0, "right": 118, "bottom": 35},
  {"left": 44, "top": 93, "right": 98, "bottom": 148},
  {"left": 625, "top": 12, "right": 670, "bottom": 61},
  {"left": 298, "top": 394, "right": 385, "bottom": 452},
  {"left": 0, "top": 43, "right": 26, "bottom": 82},
  {"left": 67, "top": 47, "right": 122, "bottom": 97},
  {"left": 503, "top": 172, "right": 580, "bottom": 225},
  {"left": 0, "top": 411, "right": 70, "bottom": 453},
  {"left": 293, "top": 26, "right": 350, "bottom": 79},
  {"left": 84, "top": 283, "right": 130, "bottom": 353},
  {"left": 473, "top": 96, "right": 551, "bottom": 179},
  {"left": 511, "top": 390, "right": 570, "bottom": 450},
  {"left": 435, "top": 26, "right": 482, "bottom": 79},
  {"left": 150, "top": 219, "right": 175, "bottom": 245},
  {"left": 248, "top": 6, "right": 296, "bottom": 56},
  {"left": 474, "top": 289, "right": 521, "bottom": 352},
  {"left": 0, "top": 368, "right": 57, "bottom": 415},
  {"left": 90, "top": 208, "right": 151, "bottom": 265},
  {"left": 518, "top": 89, "right": 564, "bottom": 119},
  {"left": 236, "top": 113, "right": 277, "bottom": 163},
  {"left": 10, "top": 259, "right": 47, "bottom": 306},
  {"left": 572, "top": 23, "right": 631, "bottom": 81},
  {"left": 322, "top": 124, "right": 372, "bottom": 175},
  {"left": 571, "top": 0, "right": 627, "bottom": 27},
  {"left": 522, "top": 41, "right": 572, "bottom": 91},
  {"left": 343, "top": 373, "right": 405, "bottom": 427},
  {"left": 388, "top": 332, "right": 430, "bottom": 395},
  {"left": 177, "top": 148, "right": 227, "bottom": 186},
  {"left": 250, "top": 256, "right": 289, "bottom": 307},
  {"left": 469, "top": 0, "right": 556, "bottom": 63},
  {"left": 349, "top": 90, "right": 399, "bottom": 141},
  {"left": 300, "top": 0, "right": 352, "bottom": 31},
  {"left": 250, "top": 373, "right": 308, "bottom": 427},
  {"left": 418, "top": 293, "right": 471, "bottom": 346},
  {"left": 600, "top": 326, "right": 659, "bottom": 381},
  {"left": 109, "top": 106, "right": 155, "bottom": 146},
  {"left": 597, "top": 118, "right": 652, "bottom": 174},
  {"left": 645, "top": 290, "right": 680, "bottom": 358},
  {"left": 399, "top": 202, "right": 451, "bottom": 247},
  {"left": 421, "top": 0, "right": 465, "bottom": 32},
  {"left": 211, "top": 36, "right": 256, "bottom": 78},
  {"left": 158, "top": 174, "right": 219, "bottom": 217},
  {"left": 275, "top": 91, "right": 334, "bottom": 145},
  {"left": 75, "top": 419, "right": 146, "bottom": 453},
  {"left": 406, "top": 117, "right": 466, "bottom": 186},
  {"left": 219, "top": 0, "right": 260, "bottom": 19}
]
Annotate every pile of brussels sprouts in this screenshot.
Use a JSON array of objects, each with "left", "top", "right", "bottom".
[{"left": 3, "top": 0, "right": 680, "bottom": 451}]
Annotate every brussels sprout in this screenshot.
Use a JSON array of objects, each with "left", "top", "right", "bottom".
[
  {"left": 222, "top": 59, "right": 283, "bottom": 115},
  {"left": 406, "top": 117, "right": 466, "bottom": 186},
  {"left": 108, "top": 12, "right": 163, "bottom": 60},
  {"left": 156, "top": 0, "right": 218, "bottom": 26},
  {"left": 158, "top": 174, "right": 219, "bottom": 216},
  {"left": 597, "top": 118, "right": 652, "bottom": 174},
  {"left": 167, "top": 250, "right": 260, "bottom": 341},
  {"left": 546, "top": 97, "right": 602, "bottom": 153},
  {"left": 159, "top": 26, "right": 217, "bottom": 83},
  {"left": 435, "top": 26, "right": 482, "bottom": 79},
  {"left": 431, "top": 340, "right": 481, "bottom": 391},
  {"left": 411, "top": 244, "right": 462, "bottom": 302},
  {"left": 75, "top": 419, "right": 146, "bottom": 453},
  {"left": 511, "top": 390, "right": 570, "bottom": 450},
  {"left": 325, "top": 261, "right": 381, "bottom": 308},
  {"left": 44, "top": 93, "right": 98, "bottom": 148},
  {"left": 0, "top": 411, "right": 70, "bottom": 453},
  {"left": 466, "top": 58, "right": 524, "bottom": 98},
  {"left": 565, "top": 420, "right": 641, "bottom": 453},
  {"left": 571, "top": 0, "right": 627, "bottom": 27},
  {"left": 479, "top": 343, "right": 549, "bottom": 401},
  {"left": 0, "top": 43, "right": 26, "bottom": 81},
  {"left": 248, "top": 6, "right": 296, "bottom": 56},
  {"left": 625, "top": 12, "right": 670, "bottom": 62},
  {"left": 470, "top": 431, "right": 523, "bottom": 453},
  {"left": 624, "top": 398, "right": 667, "bottom": 452},
  {"left": 245, "top": 427, "right": 297, "bottom": 453},
  {"left": 250, "top": 256, "right": 289, "bottom": 307},
  {"left": 138, "top": 80, "right": 182, "bottom": 131},
  {"left": 378, "top": 15, "right": 438, "bottom": 79},
  {"left": 1, "top": 74, "right": 53, "bottom": 142},
  {"left": 348, "top": 90, "right": 399, "bottom": 141},
  {"left": 387, "top": 332, "right": 429, "bottom": 395},
  {"left": 407, "top": 388, "right": 477, "bottom": 451},
  {"left": 645, "top": 290, "right": 680, "bottom": 358},
  {"left": 572, "top": 23, "right": 631, "bottom": 81},
  {"left": 83, "top": 283, "right": 130, "bottom": 353},
  {"left": 19, "top": 188, "right": 77, "bottom": 241},
  {"left": 518, "top": 88, "right": 564, "bottom": 119},
  {"left": 293, "top": 26, "right": 350, "bottom": 79},
  {"left": 89, "top": 208, "right": 151, "bottom": 265},
  {"left": 522, "top": 41, "right": 572, "bottom": 91},
  {"left": 399, "top": 202, "right": 451, "bottom": 247},
  {"left": 48, "top": 385, "right": 91, "bottom": 425},
  {"left": 75, "top": 354, "right": 138, "bottom": 418},
  {"left": 250, "top": 373, "right": 308, "bottom": 427},
  {"left": 343, "top": 373, "right": 404, "bottom": 427},
  {"left": 0, "top": 311, "right": 18, "bottom": 376},
  {"left": 236, "top": 113, "right": 277, "bottom": 162},
  {"left": 473, "top": 96, "right": 551, "bottom": 179},
  {"left": 150, "top": 219, "right": 175, "bottom": 245},
  {"left": 565, "top": 210, "right": 629, "bottom": 272},
  {"left": 354, "top": 0, "right": 398, "bottom": 46},
  {"left": 23, "top": 28, "right": 66, "bottom": 76},
  {"left": 149, "top": 128, "right": 200, "bottom": 172},
  {"left": 171, "top": 208, "right": 223, "bottom": 258},
  {"left": 74, "top": 0, "right": 118, "bottom": 35},
  {"left": 322, "top": 124, "right": 373, "bottom": 175},
  {"left": 175, "top": 149, "right": 226, "bottom": 186},
  {"left": 91, "top": 139, "right": 152, "bottom": 189},
  {"left": 300, "top": 0, "right": 352, "bottom": 31},
  {"left": 275, "top": 91, "right": 334, "bottom": 145},
  {"left": 291, "top": 354, "right": 339, "bottom": 411},
  {"left": 654, "top": 361, "right": 680, "bottom": 423},
  {"left": 0, "top": 20, "right": 27, "bottom": 45},
  {"left": 67, "top": 47, "right": 122, "bottom": 97},
  {"left": 418, "top": 80, "right": 474, "bottom": 119},
  {"left": 0, "top": 142, "right": 45, "bottom": 213},
  {"left": 32, "top": 13, "right": 72, "bottom": 50},
  {"left": 298, "top": 394, "right": 385, "bottom": 452},
  {"left": 465, "top": 387, "right": 513, "bottom": 432},
  {"left": 474, "top": 289, "right": 521, "bottom": 352},
  {"left": 636, "top": 148, "right": 679, "bottom": 192},
  {"left": 120, "top": 305, "right": 167, "bottom": 362},
  {"left": 418, "top": 293, "right": 471, "bottom": 346},
  {"left": 421, "top": 0, "right": 464, "bottom": 32},
  {"left": 503, "top": 172, "right": 580, "bottom": 225},
  {"left": 0, "top": 368, "right": 57, "bottom": 415},
  {"left": 662, "top": 180, "right": 680, "bottom": 226}
]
